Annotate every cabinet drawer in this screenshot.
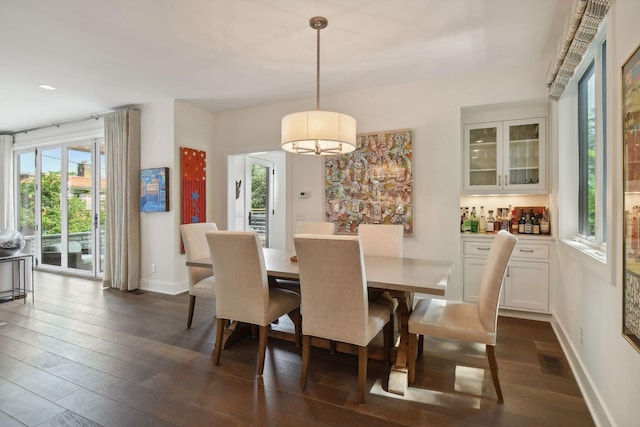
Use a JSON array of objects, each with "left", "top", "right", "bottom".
[
  {"left": 512, "top": 243, "right": 549, "bottom": 260},
  {"left": 464, "top": 241, "right": 494, "bottom": 255},
  {"left": 464, "top": 241, "right": 549, "bottom": 259}
]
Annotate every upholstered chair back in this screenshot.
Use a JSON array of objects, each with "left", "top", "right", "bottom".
[
  {"left": 206, "top": 231, "right": 270, "bottom": 325},
  {"left": 181, "top": 222, "right": 217, "bottom": 289},
  {"left": 357, "top": 224, "right": 403, "bottom": 257},
  {"left": 294, "top": 234, "right": 374, "bottom": 346},
  {"left": 295, "top": 221, "right": 335, "bottom": 235},
  {"left": 478, "top": 230, "right": 518, "bottom": 337}
]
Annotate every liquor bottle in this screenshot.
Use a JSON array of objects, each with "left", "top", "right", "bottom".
[
  {"left": 524, "top": 209, "right": 533, "bottom": 234},
  {"left": 486, "top": 210, "right": 495, "bottom": 233},
  {"left": 510, "top": 209, "right": 519, "bottom": 234},
  {"left": 518, "top": 211, "right": 526, "bottom": 234},
  {"left": 470, "top": 207, "right": 478, "bottom": 233},
  {"left": 460, "top": 207, "right": 465, "bottom": 233},
  {"left": 532, "top": 212, "right": 540, "bottom": 234},
  {"left": 539, "top": 208, "right": 550, "bottom": 235},
  {"left": 479, "top": 206, "right": 487, "bottom": 234},
  {"left": 463, "top": 207, "right": 472, "bottom": 233},
  {"left": 502, "top": 206, "right": 511, "bottom": 231},
  {"left": 495, "top": 208, "right": 502, "bottom": 228}
]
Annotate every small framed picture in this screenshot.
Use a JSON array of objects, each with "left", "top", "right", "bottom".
[{"left": 141, "top": 167, "right": 169, "bottom": 212}]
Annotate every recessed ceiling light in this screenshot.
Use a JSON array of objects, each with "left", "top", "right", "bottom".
[{"left": 38, "top": 84, "right": 56, "bottom": 90}]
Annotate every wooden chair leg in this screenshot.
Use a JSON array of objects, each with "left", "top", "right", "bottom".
[
  {"left": 418, "top": 334, "right": 424, "bottom": 355},
  {"left": 213, "top": 318, "right": 225, "bottom": 365},
  {"left": 486, "top": 345, "right": 504, "bottom": 403},
  {"left": 187, "top": 295, "right": 196, "bottom": 328},
  {"left": 408, "top": 333, "right": 417, "bottom": 384},
  {"left": 289, "top": 308, "right": 301, "bottom": 347},
  {"left": 301, "top": 335, "right": 311, "bottom": 389},
  {"left": 329, "top": 340, "right": 336, "bottom": 354},
  {"left": 358, "top": 346, "right": 368, "bottom": 406},
  {"left": 383, "top": 318, "right": 393, "bottom": 366},
  {"left": 257, "top": 325, "right": 269, "bottom": 375}
]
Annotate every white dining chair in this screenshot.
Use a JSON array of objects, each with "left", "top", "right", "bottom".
[
  {"left": 294, "top": 234, "right": 392, "bottom": 405},
  {"left": 180, "top": 222, "right": 218, "bottom": 328},
  {"left": 358, "top": 223, "right": 403, "bottom": 339},
  {"left": 274, "top": 220, "right": 336, "bottom": 292},
  {"left": 407, "top": 230, "right": 517, "bottom": 403},
  {"left": 206, "top": 231, "right": 301, "bottom": 375},
  {"left": 295, "top": 220, "right": 335, "bottom": 235},
  {"left": 357, "top": 223, "right": 403, "bottom": 257}
]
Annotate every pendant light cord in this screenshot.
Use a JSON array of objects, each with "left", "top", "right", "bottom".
[{"left": 316, "top": 23, "right": 321, "bottom": 110}]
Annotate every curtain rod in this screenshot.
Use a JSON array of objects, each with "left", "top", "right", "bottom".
[{"left": 10, "top": 107, "right": 138, "bottom": 136}]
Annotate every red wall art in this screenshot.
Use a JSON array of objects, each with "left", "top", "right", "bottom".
[{"left": 180, "top": 147, "right": 206, "bottom": 253}]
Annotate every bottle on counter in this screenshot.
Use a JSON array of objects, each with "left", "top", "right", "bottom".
[
  {"left": 502, "top": 206, "right": 511, "bottom": 231},
  {"left": 479, "top": 206, "right": 487, "bottom": 234},
  {"left": 532, "top": 211, "right": 540, "bottom": 234},
  {"left": 470, "top": 207, "right": 478, "bottom": 233},
  {"left": 510, "top": 209, "right": 519, "bottom": 234},
  {"left": 519, "top": 211, "right": 526, "bottom": 234},
  {"left": 495, "top": 208, "right": 502, "bottom": 232},
  {"left": 463, "top": 207, "right": 471, "bottom": 233},
  {"left": 524, "top": 209, "right": 533, "bottom": 234},
  {"left": 486, "top": 210, "right": 495, "bottom": 233},
  {"left": 540, "top": 208, "right": 550, "bottom": 235}
]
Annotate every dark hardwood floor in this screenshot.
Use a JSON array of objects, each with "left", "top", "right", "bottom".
[{"left": 0, "top": 272, "right": 594, "bottom": 426}]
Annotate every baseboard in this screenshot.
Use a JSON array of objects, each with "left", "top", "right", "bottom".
[
  {"left": 139, "top": 278, "right": 188, "bottom": 295},
  {"left": 498, "top": 308, "right": 552, "bottom": 322},
  {"left": 551, "top": 317, "right": 614, "bottom": 427}
]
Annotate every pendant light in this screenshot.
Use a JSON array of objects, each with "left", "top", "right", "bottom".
[{"left": 281, "top": 17, "right": 357, "bottom": 155}]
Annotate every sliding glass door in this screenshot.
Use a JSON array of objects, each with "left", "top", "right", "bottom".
[{"left": 15, "top": 138, "right": 105, "bottom": 277}]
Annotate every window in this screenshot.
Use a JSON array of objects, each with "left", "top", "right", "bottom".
[{"left": 576, "top": 38, "right": 607, "bottom": 248}]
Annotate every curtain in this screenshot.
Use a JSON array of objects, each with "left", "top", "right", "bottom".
[
  {"left": 103, "top": 110, "right": 141, "bottom": 291},
  {"left": 545, "top": 0, "right": 611, "bottom": 99},
  {"left": 0, "top": 134, "right": 14, "bottom": 230}
]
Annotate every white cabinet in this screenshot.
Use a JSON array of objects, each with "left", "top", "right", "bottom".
[
  {"left": 463, "top": 118, "right": 546, "bottom": 194},
  {"left": 462, "top": 237, "right": 550, "bottom": 313}
]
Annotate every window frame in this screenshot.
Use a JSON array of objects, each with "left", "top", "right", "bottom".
[{"left": 574, "top": 32, "right": 607, "bottom": 252}]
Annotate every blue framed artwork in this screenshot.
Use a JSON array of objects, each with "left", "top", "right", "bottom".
[{"left": 141, "top": 167, "right": 169, "bottom": 212}]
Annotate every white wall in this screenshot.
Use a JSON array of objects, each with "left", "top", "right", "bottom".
[
  {"left": 550, "top": 1, "right": 640, "bottom": 426},
  {"left": 139, "top": 100, "right": 216, "bottom": 294}
]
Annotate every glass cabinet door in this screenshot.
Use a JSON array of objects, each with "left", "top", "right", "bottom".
[
  {"left": 504, "top": 118, "right": 546, "bottom": 191},
  {"left": 464, "top": 122, "right": 502, "bottom": 192}
]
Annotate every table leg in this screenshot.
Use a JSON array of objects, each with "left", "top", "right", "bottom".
[{"left": 388, "top": 290, "right": 411, "bottom": 395}]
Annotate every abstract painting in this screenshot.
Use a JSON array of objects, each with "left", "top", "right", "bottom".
[
  {"left": 324, "top": 129, "right": 413, "bottom": 235},
  {"left": 180, "top": 147, "right": 206, "bottom": 253},
  {"left": 140, "top": 167, "right": 169, "bottom": 212}
]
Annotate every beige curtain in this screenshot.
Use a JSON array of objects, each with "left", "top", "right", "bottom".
[
  {"left": 0, "top": 134, "right": 14, "bottom": 230},
  {"left": 103, "top": 110, "right": 141, "bottom": 290},
  {"left": 545, "top": 0, "right": 611, "bottom": 99}
]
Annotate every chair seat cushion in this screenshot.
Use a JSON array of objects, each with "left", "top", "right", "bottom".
[
  {"left": 190, "top": 275, "right": 216, "bottom": 298},
  {"left": 264, "top": 288, "right": 301, "bottom": 326},
  {"left": 373, "top": 290, "right": 398, "bottom": 312},
  {"left": 409, "top": 298, "right": 496, "bottom": 346},
  {"left": 363, "top": 302, "right": 392, "bottom": 346}
]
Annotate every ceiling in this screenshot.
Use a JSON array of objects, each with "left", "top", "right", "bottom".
[{"left": 0, "top": 0, "right": 573, "bottom": 133}]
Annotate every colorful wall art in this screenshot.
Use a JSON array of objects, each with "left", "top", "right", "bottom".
[
  {"left": 623, "top": 43, "right": 640, "bottom": 352},
  {"left": 324, "top": 129, "right": 413, "bottom": 235},
  {"left": 180, "top": 147, "right": 207, "bottom": 253},
  {"left": 140, "top": 167, "right": 169, "bottom": 212}
]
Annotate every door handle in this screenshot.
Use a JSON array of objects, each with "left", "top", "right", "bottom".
[{"left": 505, "top": 174, "right": 508, "bottom": 186}]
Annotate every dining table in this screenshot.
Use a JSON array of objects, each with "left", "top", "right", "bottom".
[{"left": 187, "top": 247, "right": 452, "bottom": 396}]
